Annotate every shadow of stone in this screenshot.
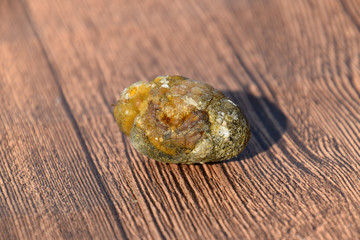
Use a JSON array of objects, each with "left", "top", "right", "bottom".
[{"left": 213, "top": 91, "right": 288, "bottom": 163}]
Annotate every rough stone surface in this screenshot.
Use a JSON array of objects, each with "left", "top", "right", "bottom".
[{"left": 114, "top": 75, "right": 251, "bottom": 164}]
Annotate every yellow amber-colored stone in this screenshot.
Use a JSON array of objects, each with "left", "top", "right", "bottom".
[{"left": 114, "top": 75, "right": 250, "bottom": 164}]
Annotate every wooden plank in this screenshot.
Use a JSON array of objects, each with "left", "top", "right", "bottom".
[
  {"left": 0, "top": 0, "right": 359, "bottom": 239},
  {"left": 0, "top": 1, "right": 128, "bottom": 239}
]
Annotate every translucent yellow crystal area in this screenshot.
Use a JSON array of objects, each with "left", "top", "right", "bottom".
[
  {"left": 113, "top": 81, "right": 151, "bottom": 136},
  {"left": 114, "top": 76, "right": 216, "bottom": 155}
]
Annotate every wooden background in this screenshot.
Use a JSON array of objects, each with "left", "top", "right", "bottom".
[{"left": 0, "top": 0, "right": 359, "bottom": 239}]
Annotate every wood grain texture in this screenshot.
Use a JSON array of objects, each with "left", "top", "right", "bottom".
[{"left": 0, "top": 0, "right": 359, "bottom": 239}]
